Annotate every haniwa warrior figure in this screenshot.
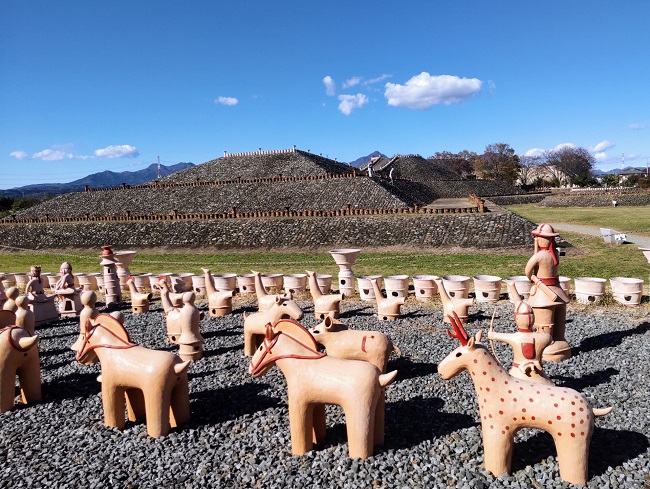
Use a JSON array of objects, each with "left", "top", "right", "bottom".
[{"left": 525, "top": 223, "right": 571, "bottom": 362}]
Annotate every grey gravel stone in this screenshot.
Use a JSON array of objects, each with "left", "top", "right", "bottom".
[{"left": 0, "top": 296, "right": 648, "bottom": 488}]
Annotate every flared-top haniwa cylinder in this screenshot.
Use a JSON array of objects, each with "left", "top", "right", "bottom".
[
  {"left": 283, "top": 274, "right": 308, "bottom": 295},
  {"left": 13, "top": 274, "right": 30, "bottom": 293},
  {"left": 442, "top": 275, "right": 471, "bottom": 299},
  {"left": 574, "top": 277, "right": 607, "bottom": 304},
  {"left": 610, "top": 277, "right": 644, "bottom": 306},
  {"left": 330, "top": 248, "right": 361, "bottom": 297},
  {"left": 412, "top": 275, "right": 439, "bottom": 302},
  {"left": 213, "top": 273, "right": 237, "bottom": 292},
  {"left": 315, "top": 274, "right": 332, "bottom": 295},
  {"left": 1, "top": 274, "right": 16, "bottom": 289},
  {"left": 191, "top": 275, "right": 206, "bottom": 297},
  {"left": 357, "top": 275, "right": 383, "bottom": 301},
  {"left": 559, "top": 276, "right": 572, "bottom": 297},
  {"left": 384, "top": 275, "right": 409, "bottom": 299},
  {"left": 113, "top": 250, "right": 137, "bottom": 291},
  {"left": 171, "top": 273, "right": 194, "bottom": 293},
  {"left": 505, "top": 276, "right": 533, "bottom": 302},
  {"left": 473, "top": 275, "right": 502, "bottom": 303},
  {"left": 236, "top": 274, "right": 256, "bottom": 295},
  {"left": 261, "top": 274, "right": 284, "bottom": 294},
  {"left": 132, "top": 273, "right": 152, "bottom": 293}
]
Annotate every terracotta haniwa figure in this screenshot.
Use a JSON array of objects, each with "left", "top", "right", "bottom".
[
  {"left": 370, "top": 279, "right": 405, "bottom": 321},
  {"left": 202, "top": 268, "right": 235, "bottom": 317},
  {"left": 309, "top": 316, "right": 399, "bottom": 447},
  {"left": 249, "top": 319, "right": 397, "bottom": 459},
  {"left": 54, "top": 261, "right": 83, "bottom": 317},
  {"left": 439, "top": 313, "right": 612, "bottom": 486},
  {"left": 125, "top": 276, "right": 153, "bottom": 314},
  {"left": 433, "top": 277, "right": 474, "bottom": 324},
  {"left": 251, "top": 270, "right": 289, "bottom": 311},
  {"left": 0, "top": 310, "right": 15, "bottom": 328},
  {"left": 243, "top": 294, "right": 304, "bottom": 356},
  {"left": 0, "top": 325, "right": 41, "bottom": 413},
  {"left": 14, "top": 296, "right": 36, "bottom": 335},
  {"left": 156, "top": 276, "right": 184, "bottom": 310},
  {"left": 25, "top": 266, "right": 59, "bottom": 325},
  {"left": 488, "top": 287, "right": 553, "bottom": 386},
  {"left": 71, "top": 291, "right": 100, "bottom": 352},
  {"left": 3, "top": 287, "right": 19, "bottom": 312},
  {"left": 177, "top": 292, "right": 204, "bottom": 362},
  {"left": 525, "top": 224, "right": 571, "bottom": 362},
  {"left": 306, "top": 270, "right": 344, "bottom": 320},
  {"left": 75, "top": 313, "right": 191, "bottom": 437}
]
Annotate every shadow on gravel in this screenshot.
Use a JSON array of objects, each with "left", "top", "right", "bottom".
[
  {"left": 387, "top": 356, "right": 438, "bottom": 381},
  {"left": 189, "top": 382, "right": 280, "bottom": 424},
  {"left": 203, "top": 329, "right": 241, "bottom": 340},
  {"left": 552, "top": 367, "right": 619, "bottom": 391},
  {"left": 42, "top": 360, "right": 73, "bottom": 371},
  {"left": 43, "top": 372, "right": 100, "bottom": 402},
  {"left": 573, "top": 322, "right": 650, "bottom": 355},
  {"left": 202, "top": 344, "right": 243, "bottom": 358},
  {"left": 39, "top": 331, "right": 78, "bottom": 340},
  {"left": 40, "top": 347, "right": 73, "bottom": 358},
  {"left": 511, "top": 426, "right": 649, "bottom": 478},
  {"left": 384, "top": 397, "right": 477, "bottom": 450}
]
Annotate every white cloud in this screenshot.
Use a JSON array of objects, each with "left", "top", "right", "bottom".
[
  {"left": 592, "top": 140, "right": 615, "bottom": 152},
  {"left": 94, "top": 145, "right": 139, "bottom": 158},
  {"left": 629, "top": 123, "right": 645, "bottom": 130},
  {"left": 552, "top": 143, "right": 576, "bottom": 152},
  {"left": 337, "top": 93, "right": 368, "bottom": 115},
  {"left": 32, "top": 148, "right": 74, "bottom": 161},
  {"left": 384, "top": 72, "right": 482, "bottom": 109},
  {"left": 343, "top": 76, "right": 362, "bottom": 89},
  {"left": 323, "top": 76, "right": 336, "bottom": 96},
  {"left": 524, "top": 148, "right": 546, "bottom": 158},
  {"left": 10, "top": 150, "right": 28, "bottom": 160},
  {"left": 594, "top": 152, "right": 608, "bottom": 161},
  {"left": 366, "top": 74, "right": 392, "bottom": 85},
  {"left": 215, "top": 96, "right": 238, "bottom": 106}
]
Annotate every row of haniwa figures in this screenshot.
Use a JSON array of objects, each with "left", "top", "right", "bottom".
[{"left": 0, "top": 225, "right": 613, "bottom": 486}]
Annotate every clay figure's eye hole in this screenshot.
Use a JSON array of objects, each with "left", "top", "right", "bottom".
[
  {"left": 282, "top": 303, "right": 287, "bottom": 307},
  {"left": 455, "top": 352, "right": 462, "bottom": 358}
]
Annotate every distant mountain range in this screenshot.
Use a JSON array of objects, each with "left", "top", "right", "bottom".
[
  {"left": 347, "top": 151, "right": 387, "bottom": 168},
  {"left": 1, "top": 162, "right": 195, "bottom": 198},
  {"left": 593, "top": 166, "right": 648, "bottom": 176}
]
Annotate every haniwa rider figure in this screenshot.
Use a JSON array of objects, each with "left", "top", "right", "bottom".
[{"left": 524, "top": 223, "right": 571, "bottom": 362}]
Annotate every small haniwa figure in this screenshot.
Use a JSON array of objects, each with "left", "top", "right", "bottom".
[
  {"left": 177, "top": 292, "right": 204, "bottom": 361},
  {"left": 488, "top": 291, "right": 553, "bottom": 386},
  {"left": 525, "top": 223, "right": 571, "bottom": 362},
  {"left": 54, "top": 262, "right": 83, "bottom": 317},
  {"left": 25, "top": 266, "right": 59, "bottom": 325}
]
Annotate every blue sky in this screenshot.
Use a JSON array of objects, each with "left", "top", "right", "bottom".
[{"left": 1, "top": 1, "right": 649, "bottom": 189}]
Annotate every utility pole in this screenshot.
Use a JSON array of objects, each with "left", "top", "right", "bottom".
[{"left": 157, "top": 156, "right": 161, "bottom": 179}]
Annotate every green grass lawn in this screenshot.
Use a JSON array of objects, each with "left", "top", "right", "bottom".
[{"left": 505, "top": 203, "right": 650, "bottom": 236}]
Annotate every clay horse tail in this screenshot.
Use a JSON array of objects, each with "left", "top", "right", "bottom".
[
  {"left": 593, "top": 406, "right": 613, "bottom": 417},
  {"left": 174, "top": 360, "right": 191, "bottom": 375},
  {"left": 391, "top": 343, "right": 403, "bottom": 358},
  {"left": 379, "top": 370, "right": 398, "bottom": 387}
]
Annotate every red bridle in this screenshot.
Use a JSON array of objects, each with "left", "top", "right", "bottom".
[
  {"left": 249, "top": 326, "right": 325, "bottom": 376},
  {"left": 75, "top": 322, "right": 137, "bottom": 362},
  {"left": 0, "top": 326, "right": 33, "bottom": 352}
]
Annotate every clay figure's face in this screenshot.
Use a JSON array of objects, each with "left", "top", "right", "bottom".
[
  {"left": 31, "top": 266, "right": 41, "bottom": 278},
  {"left": 61, "top": 265, "right": 71, "bottom": 274}
]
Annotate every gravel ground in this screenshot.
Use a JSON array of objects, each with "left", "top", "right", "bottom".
[{"left": 1, "top": 293, "right": 649, "bottom": 488}]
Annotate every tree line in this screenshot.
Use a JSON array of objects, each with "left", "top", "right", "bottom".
[{"left": 429, "top": 143, "right": 606, "bottom": 188}]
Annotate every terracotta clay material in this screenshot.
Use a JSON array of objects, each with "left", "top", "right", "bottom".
[
  {"left": 329, "top": 248, "right": 361, "bottom": 297},
  {"left": 0, "top": 275, "right": 7, "bottom": 308},
  {"left": 100, "top": 246, "right": 122, "bottom": 306},
  {"left": 525, "top": 224, "right": 571, "bottom": 363},
  {"left": 252, "top": 270, "right": 289, "bottom": 311},
  {"left": 125, "top": 276, "right": 153, "bottom": 314},
  {"left": 488, "top": 286, "right": 554, "bottom": 386},
  {"left": 3, "top": 287, "right": 19, "bottom": 312},
  {"left": 25, "top": 266, "right": 59, "bottom": 325},
  {"left": 71, "top": 291, "right": 100, "bottom": 352},
  {"left": 14, "top": 296, "right": 36, "bottom": 335},
  {"left": 371, "top": 279, "right": 405, "bottom": 321},
  {"left": 0, "top": 310, "right": 16, "bottom": 328},
  {"left": 434, "top": 277, "right": 474, "bottom": 324},
  {"left": 54, "top": 262, "right": 83, "bottom": 318},
  {"left": 243, "top": 294, "right": 304, "bottom": 356},
  {"left": 412, "top": 275, "right": 439, "bottom": 303},
  {"left": 177, "top": 292, "right": 205, "bottom": 362},
  {"left": 309, "top": 316, "right": 398, "bottom": 446},
  {"left": 76, "top": 313, "right": 191, "bottom": 437},
  {"left": 439, "top": 313, "right": 612, "bottom": 486},
  {"left": 306, "top": 270, "right": 344, "bottom": 320},
  {"left": 156, "top": 276, "right": 184, "bottom": 309},
  {"left": 249, "top": 319, "right": 397, "bottom": 459},
  {"left": 0, "top": 325, "right": 41, "bottom": 413},
  {"left": 202, "top": 268, "right": 235, "bottom": 317},
  {"left": 442, "top": 275, "right": 471, "bottom": 299}
]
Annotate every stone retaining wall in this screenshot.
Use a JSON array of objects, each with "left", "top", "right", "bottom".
[
  {"left": 538, "top": 192, "right": 650, "bottom": 207},
  {"left": 0, "top": 212, "right": 535, "bottom": 250},
  {"left": 488, "top": 193, "right": 550, "bottom": 205}
]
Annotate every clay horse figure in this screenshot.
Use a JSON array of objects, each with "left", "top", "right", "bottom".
[
  {"left": 75, "top": 313, "right": 191, "bottom": 437},
  {"left": 0, "top": 325, "right": 41, "bottom": 413},
  {"left": 439, "top": 312, "right": 612, "bottom": 486},
  {"left": 249, "top": 319, "right": 397, "bottom": 459}
]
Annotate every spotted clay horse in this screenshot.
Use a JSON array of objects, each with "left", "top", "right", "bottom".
[
  {"left": 76, "top": 313, "right": 191, "bottom": 437},
  {"left": 249, "top": 319, "right": 397, "bottom": 459},
  {"left": 438, "top": 312, "right": 611, "bottom": 486}
]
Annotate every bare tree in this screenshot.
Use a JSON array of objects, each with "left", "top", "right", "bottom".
[
  {"left": 475, "top": 143, "right": 520, "bottom": 184},
  {"left": 517, "top": 154, "right": 544, "bottom": 186},
  {"left": 543, "top": 146, "right": 596, "bottom": 186},
  {"left": 429, "top": 150, "right": 477, "bottom": 179}
]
